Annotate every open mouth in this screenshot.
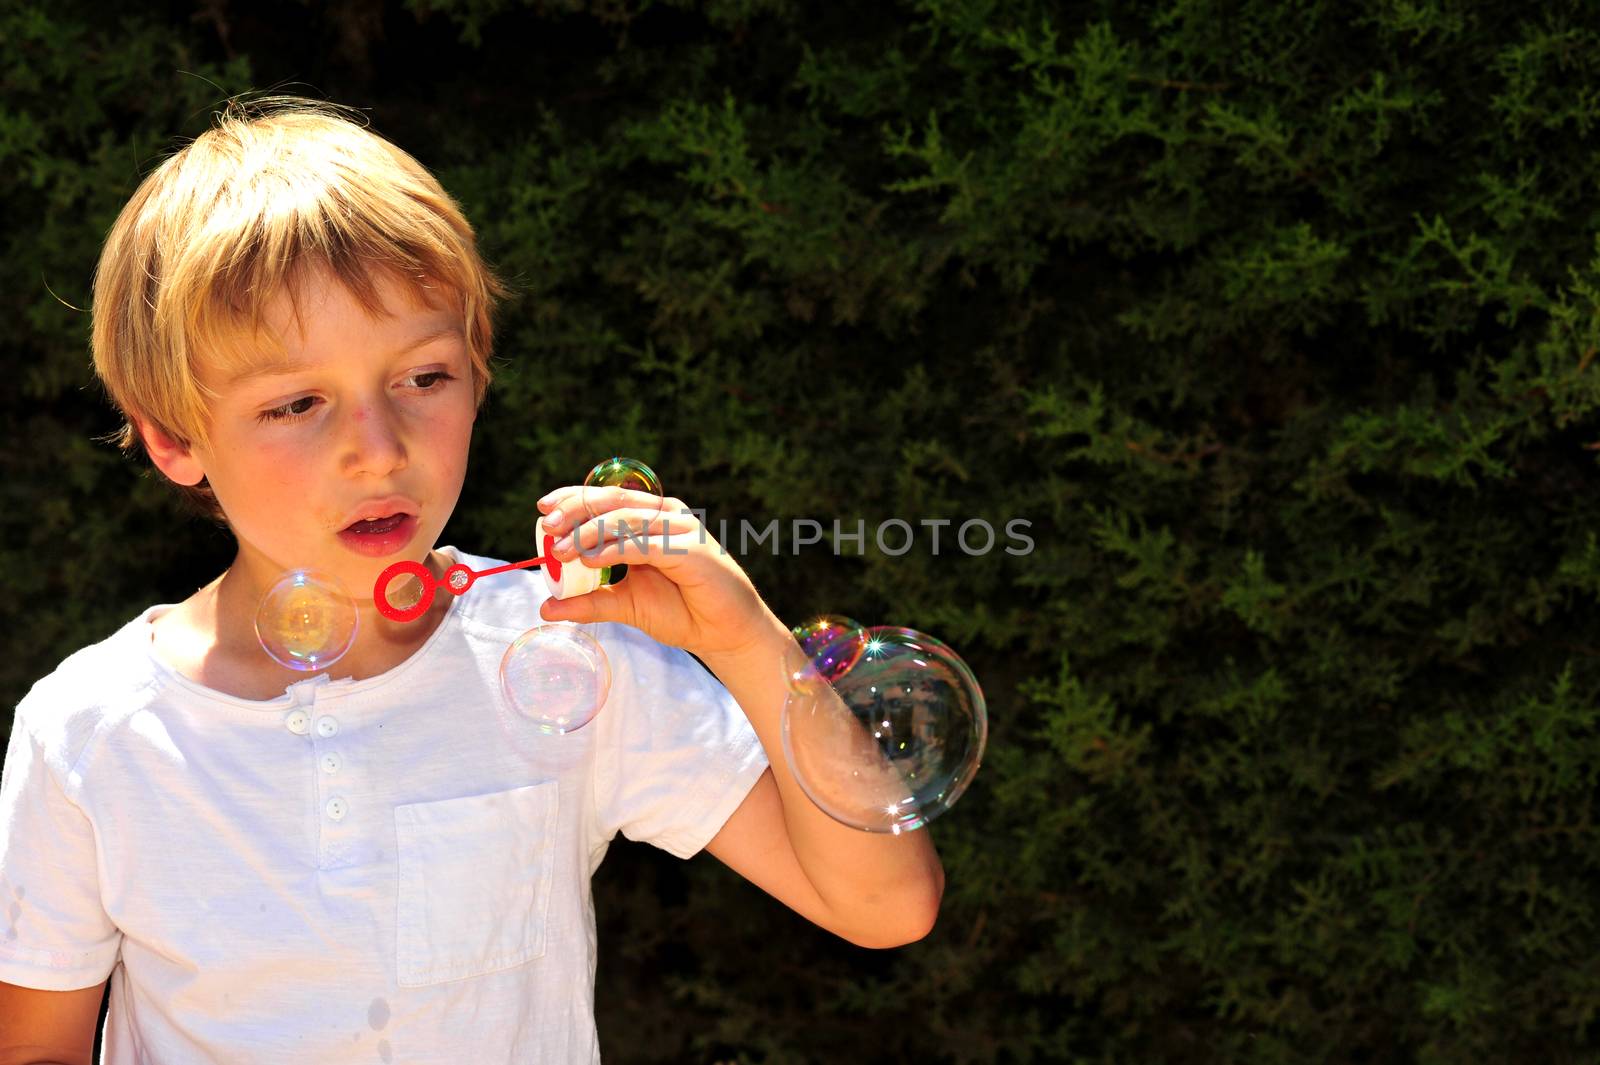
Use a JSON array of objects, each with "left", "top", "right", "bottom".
[
  {"left": 345, "top": 514, "right": 407, "bottom": 535},
  {"left": 337, "top": 512, "right": 419, "bottom": 557}
]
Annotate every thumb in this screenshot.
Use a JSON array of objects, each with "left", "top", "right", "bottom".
[{"left": 538, "top": 583, "right": 631, "bottom": 627}]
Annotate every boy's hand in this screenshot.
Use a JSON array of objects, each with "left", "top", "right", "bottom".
[{"left": 533, "top": 486, "right": 775, "bottom": 661}]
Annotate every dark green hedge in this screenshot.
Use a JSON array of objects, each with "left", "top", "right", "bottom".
[{"left": 6, "top": 1, "right": 1600, "bottom": 1060}]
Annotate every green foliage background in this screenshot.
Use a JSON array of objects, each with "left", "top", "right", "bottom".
[{"left": 6, "top": 0, "right": 1600, "bottom": 1060}]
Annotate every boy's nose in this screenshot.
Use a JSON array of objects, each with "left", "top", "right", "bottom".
[{"left": 340, "top": 401, "right": 408, "bottom": 476}]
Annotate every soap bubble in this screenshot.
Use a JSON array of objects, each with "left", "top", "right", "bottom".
[
  {"left": 781, "top": 626, "right": 986, "bottom": 834},
  {"left": 581, "top": 456, "right": 663, "bottom": 518},
  {"left": 790, "top": 615, "right": 868, "bottom": 686},
  {"left": 585, "top": 456, "right": 662, "bottom": 495},
  {"left": 499, "top": 624, "right": 611, "bottom": 735},
  {"left": 255, "top": 570, "right": 358, "bottom": 671}
]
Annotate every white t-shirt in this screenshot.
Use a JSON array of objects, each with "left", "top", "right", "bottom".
[{"left": 0, "top": 546, "right": 769, "bottom": 1063}]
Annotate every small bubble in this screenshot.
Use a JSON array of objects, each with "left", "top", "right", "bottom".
[
  {"left": 580, "top": 456, "right": 664, "bottom": 520},
  {"left": 368, "top": 997, "right": 390, "bottom": 1031},
  {"left": 255, "top": 570, "right": 357, "bottom": 671},
  {"left": 499, "top": 625, "right": 610, "bottom": 735},
  {"left": 584, "top": 456, "right": 661, "bottom": 495},
  {"left": 790, "top": 615, "right": 867, "bottom": 685},
  {"left": 378, "top": 1038, "right": 393, "bottom": 1063}
]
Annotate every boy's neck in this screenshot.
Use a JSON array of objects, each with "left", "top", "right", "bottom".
[{"left": 152, "top": 552, "right": 453, "bottom": 701}]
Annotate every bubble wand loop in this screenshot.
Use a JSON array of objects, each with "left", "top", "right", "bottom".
[{"left": 373, "top": 533, "right": 562, "bottom": 623}]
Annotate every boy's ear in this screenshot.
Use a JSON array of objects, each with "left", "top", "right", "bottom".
[{"left": 133, "top": 418, "right": 207, "bottom": 487}]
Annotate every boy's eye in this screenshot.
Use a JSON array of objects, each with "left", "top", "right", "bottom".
[
  {"left": 406, "top": 370, "right": 455, "bottom": 390},
  {"left": 259, "top": 396, "right": 317, "bottom": 422},
  {"left": 253, "top": 371, "right": 455, "bottom": 423}
]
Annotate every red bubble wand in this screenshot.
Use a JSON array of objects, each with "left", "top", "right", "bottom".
[{"left": 373, "top": 534, "right": 563, "bottom": 623}]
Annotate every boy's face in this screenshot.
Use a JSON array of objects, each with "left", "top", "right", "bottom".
[{"left": 162, "top": 267, "right": 477, "bottom": 602}]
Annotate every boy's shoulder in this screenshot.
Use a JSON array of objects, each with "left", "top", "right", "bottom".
[{"left": 12, "top": 609, "right": 163, "bottom": 769}]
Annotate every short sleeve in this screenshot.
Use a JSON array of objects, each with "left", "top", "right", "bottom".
[
  {"left": 592, "top": 629, "right": 769, "bottom": 859},
  {"left": 0, "top": 711, "right": 121, "bottom": 990}
]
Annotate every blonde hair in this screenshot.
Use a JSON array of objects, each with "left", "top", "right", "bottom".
[{"left": 91, "top": 94, "right": 509, "bottom": 519}]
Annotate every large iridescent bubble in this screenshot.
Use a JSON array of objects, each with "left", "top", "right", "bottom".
[
  {"left": 498, "top": 624, "right": 611, "bottom": 735},
  {"left": 781, "top": 626, "right": 986, "bottom": 834},
  {"left": 255, "top": 570, "right": 358, "bottom": 671}
]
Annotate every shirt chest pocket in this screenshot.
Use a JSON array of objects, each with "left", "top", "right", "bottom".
[{"left": 394, "top": 781, "right": 558, "bottom": 987}]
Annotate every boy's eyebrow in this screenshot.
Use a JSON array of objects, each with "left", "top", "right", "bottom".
[{"left": 228, "top": 325, "right": 466, "bottom": 384}]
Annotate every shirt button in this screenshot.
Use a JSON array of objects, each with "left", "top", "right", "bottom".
[
  {"left": 325, "top": 797, "right": 348, "bottom": 821},
  {"left": 284, "top": 710, "right": 310, "bottom": 735},
  {"left": 320, "top": 752, "right": 342, "bottom": 774},
  {"left": 315, "top": 716, "right": 339, "bottom": 738}
]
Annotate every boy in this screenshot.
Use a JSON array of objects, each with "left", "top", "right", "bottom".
[{"left": 0, "top": 96, "right": 942, "bottom": 1063}]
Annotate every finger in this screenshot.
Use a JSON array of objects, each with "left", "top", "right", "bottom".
[
  {"left": 540, "top": 585, "right": 616, "bottom": 624},
  {"left": 577, "top": 482, "right": 668, "bottom": 521},
  {"left": 540, "top": 486, "right": 670, "bottom": 538},
  {"left": 534, "top": 490, "right": 583, "bottom": 536},
  {"left": 535, "top": 484, "right": 587, "bottom": 512},
  {"left": 533, "top": 488, "right": 581, "bottom": 554},
  {"left": 561, "top": 533, "right": 685, "bottom": 572},
  {"left": 565, "top": 539, "right": 631, "bottom": 570},
  {"left": 558, "top": 507, "right": 702, "bottom": 562},
  {"left": 566, "top": 510, "right": 700, "bottom": 563}
]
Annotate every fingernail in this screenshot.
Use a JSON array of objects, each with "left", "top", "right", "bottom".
[
  {"left": 544, "top": 509, "right": 567, "bottom": 530},
  {"left": 554, "top": 535, "right": 573, "bottom": 556}
]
